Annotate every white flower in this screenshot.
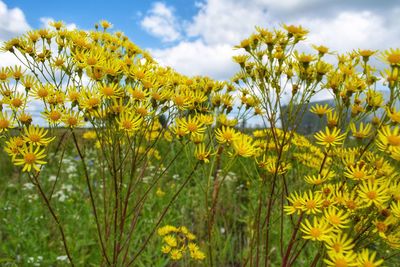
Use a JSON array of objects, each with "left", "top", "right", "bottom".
[
  {"left": 61, "top": 184, "right": 73, "bottom": 192},
  {"left": 56, "top": 255, "right": 68, "bottom": 261},
  {"left": 23, "top": 183, "right": 35, "bottom": 190},
  {"left": 48, "top": 175, "right": 57, "bottom": 182}
]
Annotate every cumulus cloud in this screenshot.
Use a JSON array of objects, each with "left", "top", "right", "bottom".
[
  {"left": 140, "top": 2, "right": 181, "bottom": 42},
  {"left": 0, "top": 1, "right": 31, "bottom": 67},
  {"left": 150, "top": 40, "right": 239, "bottom": 79},
  {"left": 298, "top": 11, "right": 399, "bottom": 52},
  {"left": 187, "top": 0, "right": 268, "bottom": 45},
  {"left": 142, "top": 0, "right": 400, "bottom": 95},
  {"left": 0, "top": 0, "right": 30, "bottom": 41}
]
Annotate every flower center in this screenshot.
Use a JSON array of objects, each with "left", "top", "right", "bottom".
[
  {"left": 0, "top": 119, "right": 9, "bottom": 129},
  {"left": 387, "top": 53, "right": 400, "bottom": 65},
  {"left": 86, "top": 57, "right": 97, "bottom": 66},
  {"left": 353, "top": 171, "right": 365, "bottom": 180},
  {"left": 335, "top": 258, "right": 348, "bottom": 267},
  {"left": 122, "top": 120, "right": 133, "bottom": 130},
  {"left": 309, "top": 227, "right": 321, "bottom": 238},
  {"left": 332, "top": 243, "right": 342, "bottom": 253},
  {"left": 37, "top": 88, "right": 49, "bottom": 98},
  {"left": 187, "top": 122, "right": 198, "bottom": 132},
  {"left": 24, "top": 152, "right": 36, "bottom": 164},
  {"left": 29, "top": 134, "right": 41, "bottom": 142},
  {"left": 366, "top": 191, "right": 377, "bottom": 200},
  {"left": 387, "top": 135, "right": 400, "bottom": 146},
  {"left": 11, "top": 98, "right": 23, "bottom": 107},
  {"left": 67, "top": 117, "right": 78, "bottom": 126},
  {"left": 102, "top": 86, "right": 114, "bottom": 96},
  {"left": 323, "top": 134, "right": 336, "bottom": 144},
  {"left": 328, "top": 214, "right": 341, "bottom": 225},
  {"left": 305, "top": 200, "right": 317, "bottom": 209},
  {"left": 87, "top": 97, "right": 100, "bottom": 107},
  {"left": 49, "top": 111, "right": 61, "bottom": 121}
]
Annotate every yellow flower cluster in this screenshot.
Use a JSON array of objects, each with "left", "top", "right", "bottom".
[
  {"left": 157, "top": 225, "right": 205, "bottom": 261},
  {"left": 1, "top": 19, "right": 399, "bottom": 265}
]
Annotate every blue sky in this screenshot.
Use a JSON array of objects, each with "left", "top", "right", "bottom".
[{"left": 2, "top": 0, "right": 198, "bottom": 49}]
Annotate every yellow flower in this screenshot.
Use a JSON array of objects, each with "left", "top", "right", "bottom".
[
  {"left": 99, "top": 20, "right": 113, "bottom": 30},
  {"left": 163, "top": 235, "right": 177, "bottom": 247},
  {"left": 304, "top": 174, "right": 330, "bottom": 185},
  {"left": 314, "top": 127, "right": 346, "bottom": 147},
  {"left": 215, "top": 126, "right": 239, "bottom": 145},
  {"left": 218, "top": 114, "right": 237, "bottom": 127},
  {"left": 282, "top": 24, "right": 309, "bottom": 40},
  {"left": 0, "top": 112, "right": 14, "bottom": 133},
  {"left": 376, "top": 126, "right": 400, "bottom": 151},
  {"left": 97, "top": 82, "right": 123, "bottom": 99},
  {"left": 324, "top": 251, "right": 358, "bottom": 267},
  {"left": 13, "top": 144, "right": 47, "bottom": 172},
  {"left": 169, "top": 249, "right": 183, "bottom": 260},
  {"left": 300, "top": 217, "right": 332, "bottom": 241},
  {"left": 350, "top": 122, "right": 372, "bottom": 139},
  {"left": 232, "top": 134, "right": 256, "bottom": 157},
  {"left": 344, "top": 164, "right": 373, "bottom": 181},
  {"left": 161, "top": 245, "right": 171, "bottom": 254},
  {"left": 49, "top": 20, "right": 64, "bottom": 30},
  {"left": 188, "top": 243, "right": 206, "bottom": 260},
  {"left": 62, "top": 110, "right": 85, "bottom": 128},
  {"left": 82, "top": 131, "right": 97, "bottom": 140},
  {"left": 325, "top": 233, "right": 354, "bottom": 255},
  {"left": 194, "top": 143, "right": 211, "bottom": 163},
  {"left": 284, "top": 191, "right": 303, "bottom": 215},
  {"left": 357, "top": 249, "right": 384, "bottom": 267},
  {"left": 10, "top": 65, "right": 24, "bottom": 80},
  {"left": 0, "top": 66, "right": 10, "bottom": 82},
  {"left": 158, "top": 225, "right": 178, "bottom": 236},
  {"left": 23, "top": 125, "right": 54, "bottom": 146},
  {"left": 313, "top": 44, "right": 330, "bottom": 56},
  {"left": 300, "top": 190, "right": 324, "bottom": 214},
  {"left": 176, "top": 115, "right": 206, "bottom": 136},
  {"left": 116, "top": 111, "right": 143, "bottom": 135},
  {"left": 366, "top": 90, "right": 384, "bottom": 108},
  {"left": 381, "top": 48, "right": 400, "bottom": 67},
  {"left": 387, "top": 107, "right": 400, "bottom": 124},
  {"left": 78, "top": 90, "right": 101, "bottom": 111},
  {"left": 156, "top": 187, "right": 165, "bottom": 197},
  {"left": 358, "top": 49, "right": 376, "bottom": 61},
  {"left": 42, "top": 107, "right": 63, "bottom": 124},
  {"left": 323, "top": 207, "right": 350, "bottom": 229},
  {"left": 129, "top": 86, "right": 149, "bottom": 101},
  {"left": 5, "top": 92, "right": 27, "bottom": 110},
  {"left": 327, "top": 111, "right": 339, "bottom": 128},
  {"left": 390, "top": 201, "right": 400, "bottom": 218},
  {"left": 4, "top": 136, "right": 25, "bottom": 160},
  {"left": 358, "top": 180, "right": 390, "bottom": 208},
  {"left": 30, "top": 84, "right": 53, "bottom": 101}
]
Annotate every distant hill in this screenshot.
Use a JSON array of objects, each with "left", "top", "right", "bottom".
[{"left": 280, "top": 90, "right": 399, "bottom": 135}]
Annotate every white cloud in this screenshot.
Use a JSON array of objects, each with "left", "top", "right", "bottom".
[
  {"left": 299, "top": 11, "right": 399, "bottom": 52},
  {"left": 0, "top": 0, "right": 30, "bottom": 41},
  {"left": 150, "top": 40, "right": 239, "bottom": 80},
  {"left": 187, "top": 0, "right": 268, "bottom": 45},
  {"left": 0, "top": 1, "right": 31, "bottom": 67},
  {"left": 144, "top": 0, "right": 400, "bottom": 83},
  {"left": 140, "top": 2, "right": 181, "bottom": 42}
]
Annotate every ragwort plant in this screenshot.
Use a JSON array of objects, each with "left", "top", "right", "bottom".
[
  {"left": 0, "top": 19, "right": 400, "bottom": 267},
  {"left": 229, "top": 26, "right": 400, "bottom": 266}
]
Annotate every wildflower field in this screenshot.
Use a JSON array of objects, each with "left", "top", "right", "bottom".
[{"left": 1, "top": 20, "right": 400, "bottom": 266}]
